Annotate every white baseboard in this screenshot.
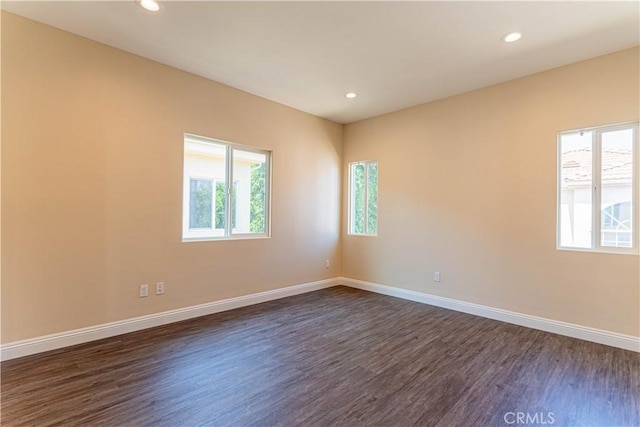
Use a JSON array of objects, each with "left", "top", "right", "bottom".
[
  {"left": 0, "top": 278, "right": 338, "bottom": 361},
  {"left": 4, "top": 276, "right": 637, "bottom": 361},
  {"left": 339, "top": 277, "right": 640, "bottom": 353}
]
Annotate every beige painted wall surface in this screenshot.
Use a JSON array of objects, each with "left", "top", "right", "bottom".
[
  {"left": 343, "top": 47, "right": 640, "bottom": 337},
  {"left": 1, "top": 13, "right": 342, "bottom": 343}
]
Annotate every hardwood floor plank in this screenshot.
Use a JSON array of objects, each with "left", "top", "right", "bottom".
[{"left": 2, "top": 286, "right": 638, "bottom": 426}]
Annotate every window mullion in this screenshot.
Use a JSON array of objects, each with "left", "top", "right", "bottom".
[{"left": 593, "top": 131, "right": 601, "bottom": 249}]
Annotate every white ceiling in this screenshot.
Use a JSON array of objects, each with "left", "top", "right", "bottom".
[{"left": 2, "top": 1, "right": 639, "bottom": 124}]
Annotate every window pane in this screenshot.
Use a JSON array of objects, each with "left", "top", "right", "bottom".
[
  {"left": 601, "top": 129, "right": 633, "bottom": 248},
  {"left": 184, "top": 139, "right": 227, "bottom": 238},
  {"left": 559, "top": 131, "right": 593, "bottom": 248},
  {"left": 215, "top": 181, "right": 226, "bottom": 230},
  {"left": 351, "top": 163, "right": 365, "bottom": 234},
  {"left": 367, "top": 162, "right": 378, "bottom": 234},
  {"left": 233, "top": 149, "right": 267, "bottom": 234},
  {"left": 232, "top": 181, "right": 238, "bottom": 229},
  {"left": 189, "top": 179, "right": 213, "bottom": 229}
]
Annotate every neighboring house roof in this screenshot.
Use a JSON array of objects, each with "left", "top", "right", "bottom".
[{"left": 561, "top": 149, "right": 633, "bottom": 184}]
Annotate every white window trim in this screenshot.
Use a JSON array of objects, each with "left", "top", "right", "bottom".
[
  {"left": 183, "top": 133, "right": 272, "bottom": 242},
  {"left": 348, "top": 160, "right": 378, "bottom": 237},
  {"left": 556, "top": 121, "right": 639, "bottom": 255}
]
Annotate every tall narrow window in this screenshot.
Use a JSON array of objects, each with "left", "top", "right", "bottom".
[
  {"left": 349, "top": 160, "right": 378, "bottom": 235},
  {"left": 183, "top": 134, "right": 271, "bottom": 241},
  {"left": 557, "top": 123, "right": 638, "bottom": 253}
]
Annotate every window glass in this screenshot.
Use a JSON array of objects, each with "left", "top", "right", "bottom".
[
  {"left": 349, "top": 160, "right": 378, "bottom": 235},
  {"left": 233, "top": 149, "right": 267, "bottom": 234},
  {"left": 559, "top": 131, "right": 593, "bottom": 248},
  {"left": 367, "top": 162, "right": 378, "bottom": 235},
  {"left": 189, "top": 179, "right": 213, "bottom": 229},
  {"left": 600, "top": 129, "right": 634, "bottom": 248},
  {"left": 351, "top": 163, "right": 366, "bottom": 234}
]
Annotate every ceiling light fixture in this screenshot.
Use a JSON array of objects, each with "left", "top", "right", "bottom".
[
  {"left": 139, "top": 0, "right": 160, "bottom": 12},
  {"left": 502, "top": 32, "right": 522, "bottom": 43},
  {"left": 345, "top": 92, "right": 358, "bottom": 99}
]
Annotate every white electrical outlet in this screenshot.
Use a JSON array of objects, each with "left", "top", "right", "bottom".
[
  {"left": 140, "top": 284, "right": 149, "bottom": 297},
  {"left": 156, "top": 282, "right": 165, "bottom": 295},
  {"left": 434, "top": 272, "right": 441, "bottom": 282},
  {"left": 325, "top": 259, "right": 330, "bottom": 268}
]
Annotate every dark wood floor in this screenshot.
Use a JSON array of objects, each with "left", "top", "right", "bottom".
[{"left": 1, "top": 286, "right": 638, "bottom": 426}]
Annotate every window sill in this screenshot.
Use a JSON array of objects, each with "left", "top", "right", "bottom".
[
  {"left": 183, "top": 234, "right": 271, "bottom": 243},
  {"left": 556, "top": 246, "right": 639, "bottom": 256}
]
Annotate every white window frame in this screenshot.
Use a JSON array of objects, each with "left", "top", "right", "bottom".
[
  {"left": 348, "top": 160, "right": 378, "bottom": 236},
  {"left": 183, "top": 133, "right": 271, "bottom": 242},
  {"left": 556, "top": 122, "right": 639, "bottom": 255}
]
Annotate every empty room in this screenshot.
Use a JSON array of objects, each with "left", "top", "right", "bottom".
[{"left": 1, "top": 1, "right": 639, "bottom": 426}]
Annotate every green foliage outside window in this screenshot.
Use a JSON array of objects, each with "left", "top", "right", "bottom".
[
  {"left": 351, "top": 161, "right": 377, "bottom": 235},
  {"left": 215, "top": 181, "right": 237, "bottom": 229},
  {"left": 367, "top": 162, "right": 378, "bottom": 234},
  {"left": 189, "top": 179, "right": 212, "bottom": 229},
  {"left": 215, "top": 182, "right": 226, "bottom": 229},
  {"left": 250, "top": 162, "right": 266, "bottom": 233},
  {"left": 352, "top": 163, "right": 365, "bottom": 234}
]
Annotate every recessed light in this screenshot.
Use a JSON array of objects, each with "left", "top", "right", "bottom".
[
  {"left": 502, "top": 32, "right": 522, "bottom": 43},
  {"left": 345, "top": 92, "right": 357, "bottom": 99},
  {"left": 139, "top": 0, "right": 160, "bottom": 12}
]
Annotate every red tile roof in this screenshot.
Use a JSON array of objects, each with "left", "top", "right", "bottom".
[{"left": 561, "top": 149, "right": 633, "bottom": 184}]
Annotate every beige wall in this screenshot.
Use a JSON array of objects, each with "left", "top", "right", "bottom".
[
  {"left": 343, "top": 47, "right": 640, "bottom": 337},
  {"left": 2, "top": 11, "right": 638, "bottom": 346},
  {"left": 1, "top": 13, "right": 342, "bottom": 343}
]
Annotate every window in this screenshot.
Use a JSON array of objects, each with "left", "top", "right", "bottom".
[
  {"left": 349, "top": 160, "right": 378, "bottom": 235},
  {"left": 183, "top": 134, "right": 270, "bottom": 241},
  {"left": 557, "top": 122, "right": 638, "bottom": 253}
]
